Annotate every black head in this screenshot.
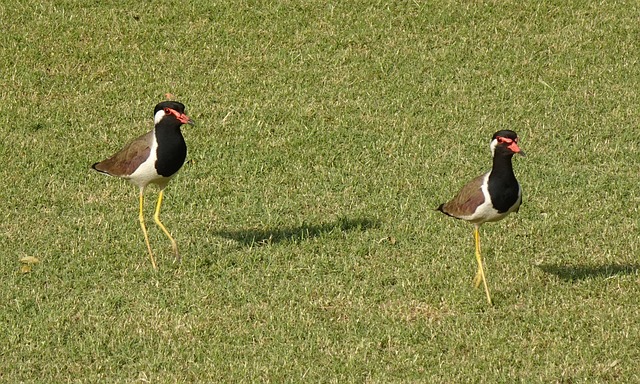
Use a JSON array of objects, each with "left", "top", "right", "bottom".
[
  {"left": 490, "top": 130, "right": 524, "bottom": 157},
  {"left": 153, "top": 101, "right": 194, "bottom": 126},
  {"left": 154, "top": 101, "right": 186, "bottom": 115}
]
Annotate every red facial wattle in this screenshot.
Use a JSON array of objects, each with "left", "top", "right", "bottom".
[
  {"left": 497, "top": 136, "right": 524, "bottom": 156},
  {"left": 164, "top": 107, "right": 195, "bottom": 125}
]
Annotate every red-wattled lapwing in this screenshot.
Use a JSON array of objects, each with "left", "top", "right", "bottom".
[
  {"left": 91, "top": 101, "right": 195, "bottom": 269},
  {"left": 437, "top": 130, "right": 524, "bottom": 305}
]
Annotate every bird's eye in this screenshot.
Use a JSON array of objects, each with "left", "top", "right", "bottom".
[{"left": 163, "top": 107, "right": 171, "bottom": 114}]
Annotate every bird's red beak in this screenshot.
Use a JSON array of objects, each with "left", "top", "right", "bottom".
[
  {"left": 165, "top": 108, "right": 195, "bottom": 125},
  {"left": 507, "top": 142, "right": 525, "bottom": 156},
  {"left": 179, "top": 114, "right": 195, "bottom": 125},
  {"left": 497, "top": 136, "right": 526, "bottom": 156}
]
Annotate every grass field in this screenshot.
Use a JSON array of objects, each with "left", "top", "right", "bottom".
[{"left": 1, "top": 0, "right": 640, "bottom": 382}]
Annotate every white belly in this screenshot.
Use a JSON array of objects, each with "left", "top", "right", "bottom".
[
  {"left": 126, "top": 138, "right": 173, "bottom": 189},
  {"left": 459, "top": 173, "right": 521, "bottom": 224}
]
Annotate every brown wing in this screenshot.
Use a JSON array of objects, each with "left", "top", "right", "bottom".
[
  {"left": 439, "top": 174, "right": 485, "bottom": 219},
  {"left": 92, "top": 131, "right": 153, "bottom": 177}
]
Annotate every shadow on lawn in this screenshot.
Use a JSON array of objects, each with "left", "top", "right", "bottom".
[
  {"left": 538, "top": 263, "right": 640, "bottom": 281},
  {"left": 213, "top": 216, "right": 380, "bottom": 246}
]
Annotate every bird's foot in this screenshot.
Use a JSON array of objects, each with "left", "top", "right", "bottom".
[
  {"left": 172, "top": 245, "right": 181, "bottom": 264},
  {"left": 473, "top": 270, "right": 482, "bottom": 288}
]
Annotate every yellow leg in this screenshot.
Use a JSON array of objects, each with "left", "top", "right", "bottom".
[
  {"left": 473, "top": 226, "right": 483, "bottom": 288},
  {"left": 473, "top": 225, "right": 492, "bottom": 305},
  {"left": 139, "top": 188, "right": 157, "bottom": 270},
  {"left": 153, "top": 190, "right": 180, "bottom": 263}
]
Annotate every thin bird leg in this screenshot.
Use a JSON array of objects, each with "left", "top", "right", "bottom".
[
  {"left": 473, "top": 225, "right": 492, "bottom": 305},
  {"left": 153, "top": 190, "right": 180, "bottom": 263},
  {"left": 138, "top": 188, "right": 157, "bottom": 270},
  {"left": 473, "top": 226, "right": 483, "bottom": 288}
]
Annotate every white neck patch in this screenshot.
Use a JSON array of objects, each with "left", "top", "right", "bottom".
[
  {"left": 154, "top": 109, "right": 167, "bottom": 125},
  {"left": 490, "top": 138, "right": 498, "bottom": 157}
]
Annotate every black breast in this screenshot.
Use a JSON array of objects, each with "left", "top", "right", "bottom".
[
  {"left": 488, "top": 176, "right": 520, "bottom": 213},
  {"left": 154, "top": 124, "right": 187, "bottom": 177},
  {"left": 487, "top": 155, "right": 520, "bottom": 213}
]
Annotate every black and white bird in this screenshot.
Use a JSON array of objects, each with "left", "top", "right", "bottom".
[
  {"left": 437, "top": 130, "right": 524, "bottom": 305},
  {"left": 91, "top": 101, "right": 195, "bottom": 269}
]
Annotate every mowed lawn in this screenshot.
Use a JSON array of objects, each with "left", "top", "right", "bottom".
[{"left": 1, "top": 1, "right": 639, "bottom": 382}]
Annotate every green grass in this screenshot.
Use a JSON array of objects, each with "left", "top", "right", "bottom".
[{"left": 1, "top": 0, "right": 640, "bottom": 382}]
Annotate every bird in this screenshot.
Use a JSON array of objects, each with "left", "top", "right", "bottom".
[
  {"left": 91, "top": 101, "right": 195, "bottom": 269},
  {"left": 437, "top": 130, "right": 524, "bottom": 305}
]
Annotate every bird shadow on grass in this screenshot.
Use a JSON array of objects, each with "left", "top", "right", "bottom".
[
  {"left": 537, "top": 263, "right": 640, "bottom": 281},
  {"left": 212, "top": 216, "right": 380, "bottom": 247}
]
